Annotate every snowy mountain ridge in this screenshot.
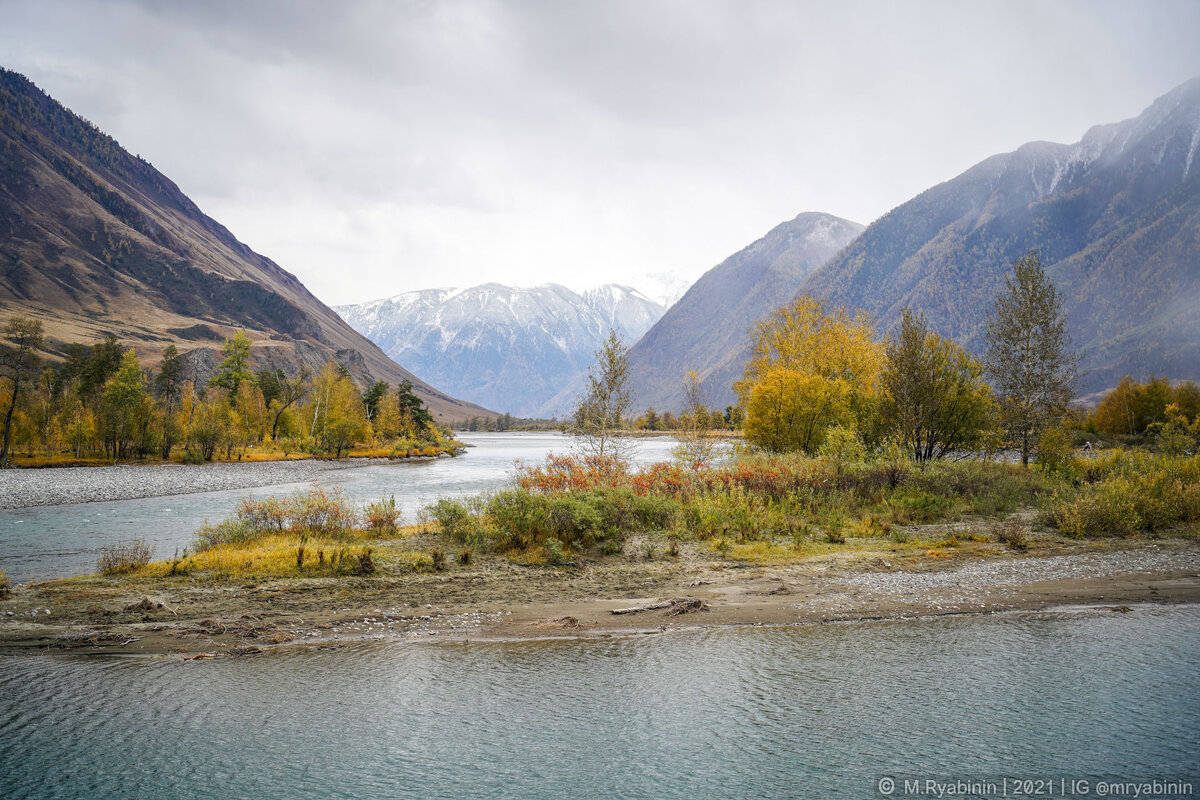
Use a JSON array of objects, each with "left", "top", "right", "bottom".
[{"left": 335, "top": 283, "right": 665, "bottom": 418}]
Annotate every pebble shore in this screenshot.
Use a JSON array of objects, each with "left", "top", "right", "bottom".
[{"left": 0, "top": 461, "right": 351, "bottom": 510}]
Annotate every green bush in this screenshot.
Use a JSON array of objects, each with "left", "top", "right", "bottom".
[
  {"left": 1054, "top": 480, "right": 1141, "bottom": 537},
  {"left": 486, "top": 489, "right": 549, "bottom": 551},
  {"left": 426, "top": 497, "right": 474, "bottom": 541},
  {"left": 889, "top": 488, "right": 951, "bottom": 523}
]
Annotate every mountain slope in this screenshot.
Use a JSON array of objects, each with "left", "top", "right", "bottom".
[
  {"left": 800, "top": 77, "right": 1200, "bottom": 395},
  {"left": 336, "top": 284, "right": 664, "bottom": 417},
  {"left": 626, "top": 212, "right": 864, "bottom": 411},
  {"left": 0, "top": 68, "right": 489, "bottom": 420}
]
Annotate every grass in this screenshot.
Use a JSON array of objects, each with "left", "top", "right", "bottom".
[{"left": 96, "top": 448, "right": 1200, "bottom": 583}]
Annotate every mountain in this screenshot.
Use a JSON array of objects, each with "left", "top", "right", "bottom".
[
  {"left": 800, "top": 77, "right": 1200, "bottom": 396},
  {"left": 335, "top": 283, "right": 664, "bottom": 417},
  {"left": 626, "top": 212, "right": 864, "bottom": 411},
  {"left": 0, "top": 69, "right": 490, "bottom": 420}
]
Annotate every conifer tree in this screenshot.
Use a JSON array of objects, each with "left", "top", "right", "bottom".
[{"left": 984, "top": 251, "right": 1076, "bottom": 466}]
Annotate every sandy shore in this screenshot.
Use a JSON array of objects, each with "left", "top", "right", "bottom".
[
  {"left": 3, "top": 539, "right": 1197, "bottom": 657},
  {"left": 0, "top": 457, "right": 451, "bottom": 510}
]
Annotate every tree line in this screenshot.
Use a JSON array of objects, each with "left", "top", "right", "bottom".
[
  {"left": 572, "top": 251, "right": 1160, "bottom": 466},
  {"left": 0, "top": 325, "right": 445, "bottom": 465}
]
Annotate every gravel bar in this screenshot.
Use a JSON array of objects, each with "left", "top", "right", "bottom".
[
  {"left": 0, "top": 461, "right": 358, "bottom": 509},
  {"left": 825, "top": 547, "right": 1200, "bottom": 614}
]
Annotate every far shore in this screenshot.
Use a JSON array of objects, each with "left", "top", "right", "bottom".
[{"left": 3, "top": 538, "right": 1197, "bottom": 657}]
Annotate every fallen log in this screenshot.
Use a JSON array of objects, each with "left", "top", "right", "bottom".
[
  {"left": 610, "top": 598, "right": 710, "bottom": 616},
  {"left": 610, "top": 599, "right": 675, "bottom": 615}
]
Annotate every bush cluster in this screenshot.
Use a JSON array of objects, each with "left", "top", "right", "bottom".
[
  {"left": 427, "top": 449, "right": 1199, "bottom": 559},
  {"left": 192, "top": 486, "right": 404, "bottom": 552},
  {"left": 1044, "top": 452, "right": 1200, "bottom": 537}
]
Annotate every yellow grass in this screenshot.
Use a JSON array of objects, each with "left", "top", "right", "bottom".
[{"left": 132, "top": 530, "right": 437, "bottom": 579}]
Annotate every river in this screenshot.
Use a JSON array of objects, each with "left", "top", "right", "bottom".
[
  {"left": 1, "top": 605, "right": 1197, "bottom": 799},
  {"left": 0, "top": 433, "right": 680, "bottom": 584}
]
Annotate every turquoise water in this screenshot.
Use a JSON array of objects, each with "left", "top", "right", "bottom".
[
  {"left": 0, "top": 433, "right": 680, "bottom": 583},
  {"left": 1, "top": 606, "right": 1197, "bottom": 799}
]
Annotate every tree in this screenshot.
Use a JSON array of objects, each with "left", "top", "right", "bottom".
[
  {"left": 0, "top": 315, "right": 44, "bottom": 465},
  {"left": 570, "top": 330, "right": 635, "bottom": 460},
  {"left": 191, "top": 387, "right": 230, "bottom": 461},
  {"left": 880, "top": 309, "right": 995, "bottom": 461},
  {"left": 362, "top": 380, "right": 388, "bottom": 422},
  {"left": 100, "top": 350, "right": 149, "bottom": 461},
  {"left": 736, "top": 297, "right": 883, "bottom": 454},
  {"left": 673, "top": 369, "right": 718, "bottom": 468},
  {"left": 396, "top": 379, "right": 433, "bottom": 433},
  {"left": 258, "top": 366, "right": 310, "bottom": 440},
  {"left": 80, "top": 333, "right": 123, "bottom": 398},
  {"left": 984, "top": 250, "right": 1076, "bottom": 466},
  {"left": 154, "top": 344, "right": 185, "bottom": 458},
  {"left": 210, "top": 330, "right": 254, "bottom": 393},
  {"left": 307, "top": 362, "right": 371, "bottom": 456}
]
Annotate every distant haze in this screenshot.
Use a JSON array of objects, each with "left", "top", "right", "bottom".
[{"left": 2, "top": 0, "right": 1198, "bottom": 306}]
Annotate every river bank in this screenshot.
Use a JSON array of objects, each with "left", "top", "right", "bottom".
[{"left": 3, "top": 537, "right": 1197, "bottom": 656}]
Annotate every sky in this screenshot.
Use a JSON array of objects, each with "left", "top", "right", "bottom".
[{"left": 2, "top": 0, "right": 1200, "bottom": 307}]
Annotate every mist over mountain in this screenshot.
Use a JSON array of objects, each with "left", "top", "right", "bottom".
[
  {"left": 0, "top": 69, "right": 490, "bottom": 420},
  {"left": 336, "top": 283, "right": 664, "bottom": 417},
  {"left": 799, "top": 77, "right": 1200, "bottom": 397},
  {"left": 626, "top": 213, "right": 865, "bottom": 411}
]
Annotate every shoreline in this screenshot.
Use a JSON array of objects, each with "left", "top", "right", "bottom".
[
  {"left": 0, "top": 454, "right": 455, "bottom": 511},
  {"left": 3, "top": 540, "right": 1197, "bottom": 657}
]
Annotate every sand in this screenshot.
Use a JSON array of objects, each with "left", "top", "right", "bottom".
[{"left": 3, "top": 538, "right": 1197, "bottom": 657}]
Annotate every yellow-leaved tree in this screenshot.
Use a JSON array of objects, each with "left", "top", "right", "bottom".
[{"left": 735, "top": 296, "right": 883, "bottom": 454}]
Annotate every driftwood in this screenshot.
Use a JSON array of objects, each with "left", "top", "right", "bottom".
[
  {"left": 610, "top": 598, "right": 709, "bottom": 616},
  {"left": 610, "top": 599, "right": 676, "bottom": 615}
]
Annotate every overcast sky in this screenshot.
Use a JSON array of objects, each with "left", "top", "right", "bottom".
[{"left": 3, "top": 0, "right": 1199, "bottom": 306}]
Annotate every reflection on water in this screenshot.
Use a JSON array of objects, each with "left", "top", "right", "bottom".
[
  {"left": 0, "top": 433, "right": 680, "bottom": 583},
  {"left": 1, "top": 606, "right": 1197, "bottom": 799}
]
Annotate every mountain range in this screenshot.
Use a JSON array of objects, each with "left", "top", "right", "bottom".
[
  {"left": 0, "top": 69, "right": 489, "bottom": 421},
  {"left": 796, "top": 77, "right": 1200, "bottom": 398},
  {"left": 336, "top": 284, "right": 664, "bottom": 417},
  {"left": 627, "top": 77, "right": 1200, "bottom": 409}
]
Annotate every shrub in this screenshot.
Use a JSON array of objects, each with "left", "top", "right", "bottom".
[
  {"left": 543, "top": 537, "right": 575, "bottom": 566},
  {"left": 0, "top": 570, "right": 10, "bottom": 599},
  {"left": 363, "top": 495, "right": 401, "bottom": 536},
  {"left": 427, "top": 497, "right": 474, "bottom": 541},
  {"left": 430, "top": 548, "right": 447, "bottom": 571},
  {"left": 1054, "top": 480, "right": 1141, "bottom": 538},
  {"left": 457, "top": 548, "right": 472, "bottom": 566},
  {"left": 1035, "top": 425, "right": 1073, "bottom": 474},
  {"left": 193, "top": 519, "right": 256, "bottom": 551},
  {"left": 993, "top": 520, "right": 1028, "bottom": 550},
  {"left": 486, "top": 489, "right": 549, "bottom": 551},
  {"left": 235, "top": 495, "right": 291, "bottom": 534},
  {"left": 354, "top": 547, "right": 376, "bottom": 575},
  {"left": 291, "top": 486, "right": 356, "bottom": 535},
  {"left": 544, "top": 493, "right": 606, "bottom": 547},
  {"left": 98, "top": 540, "right": 153, "bottom": 575},
  {"left": 889, "top": 488, "right": 951, "bottom": 524}
]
